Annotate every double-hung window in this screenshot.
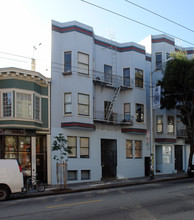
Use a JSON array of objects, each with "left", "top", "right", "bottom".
[
  {"left": 136, "top": 104, "right": 144, "bottom": 123},
  {"left": 126, "top": 140, "right": 133, "bottom": 158},
  {"left": 124, "top": 103, "right": 131, "bottom": 121},
  {"left": 16, "top": 93, "right": 32, "bottom": 119},
  {"left": 123, "top": 68, "right": 130, "bottom": 87},
  {"left": 68, "top": 136, "right": 77, "bottom": 158},
  {"left": 64, "top": 51, "right": 72, "bottom": 73},
  {"left": 135, "top": 140, "right": 142, "bottom": 158},
  {"left": 167, "top": 116, "right": 174, "bottom": 133},
  {"left": 80, "top": 137, "right": 89, "bottom": 158},
  {"left": 135, "top": 68, "right": 143, "bottom": 88},
  {"left": 78, "top": 52, "right": 89, "bottom": 75},
  {"left": 78, "top": 93, "right": 89, "bottom": 116},
  {"left": 156, "top": 52, "right": 162, "bottom": 70},
  {"left": 104, "top": 65, "right": 112, "bottom": 83},
  {"left": 2, "top": 92, "right": 12, "bottom": 117},
  {"left": 156, "top": 115, "right": 163, "bottom": 133},
  {"left": 34, "top": 96, "right": 40, "bottom": 121},
  {"left": 64, "top": 93, "right": 72, "bottom": 115}
]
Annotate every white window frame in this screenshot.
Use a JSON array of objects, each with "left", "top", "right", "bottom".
[
  {"left": 135, "top": 68, "right": 143, "bottom": 88},
  {"left": 136, "top": 103, "right": 144, "bottom": 123},
  {"left": 34, "top": 95, "right": 41, "bottom": 121},
  {"left": 64, "top": 93, "right": 72, "bottom": 115},
  {"left": 1, "top": 90, "right": 13, "bottom": 118},
  {"left": 78, "top": 93, "right": 90, "bottom": 116},
  {"left": 156, "top": 52, "right": 162, "bottom": 70},
  {"left": 78, "top": 52, "right": 89, "bottom": 75},
  {"left": 135, "top": 140, "right": 142, "bottom": 158}
]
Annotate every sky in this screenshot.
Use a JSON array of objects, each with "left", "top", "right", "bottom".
[{"left": 0, "top": 0, "right": 194, "bottom": 77}]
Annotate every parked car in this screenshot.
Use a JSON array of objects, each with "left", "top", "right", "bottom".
[
  {"left": 187, "top": 165, "right": 194, "bottom": 177},
  {"left": 0, "top": 159, "right": 24, "bottom": 201}
]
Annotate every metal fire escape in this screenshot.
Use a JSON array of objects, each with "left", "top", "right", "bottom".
[{"left": 105, "top": 32, "right": 121, "bottom": 121}]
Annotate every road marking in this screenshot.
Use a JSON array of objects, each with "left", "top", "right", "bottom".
[{"left": 47, "top": 200, "right": 102, "bottom": 209}]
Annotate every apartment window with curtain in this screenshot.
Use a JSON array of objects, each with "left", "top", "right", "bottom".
[
  {"left": 2, "top": 92, "right": 12, "bottom": 117},
  {"left": 156, "top": 52, "right": 162, "bottom": 70},
  {"left": 136, "top": 104, "right": 144, "bottom": 123},
  {"left": 135, "top": 68, "right": 143, "bottom": 88},
  {"left": 80, "top": 137, "right": 89, "bottom": 158},
  {"left": 64, "top": 93, "right": 72, "bottom": 115},
  {"left": 135, "top": 140, "right": 142, "bottom": 158},
  {"left": 126, "top": 140, "right": 133, "bottom": 158},
  {"left": 68, "top": 136, "right": 77, "bottom": 158},
  {"left": 64, "top": 51, "right": 72, "bottom": 73},
  {"left": 16, "top": 92, "right": 32, "bottom": 119},
  {"left": 78, "top": 52, "right": 89, "bottom": 75},
  {"left": 123, "top": 68, "right": 130, "bottom": 87},
  {"left": 104, "top": 64, "right": 112, "bottom": 83},
  {"left": 156, "top": 115, "right": 163, "bottom": 133},
  {"left": 167, "top": 116, "right": 174, "bottom": 133},
  {"left": 78, "top": 93, "right": 89, "bottom": 116},
  {"left": 124, "top": 103, "right": 131, "bottom": 121},
  {"left": 34, "top": 95, "right": 40, "bottom": 121}
]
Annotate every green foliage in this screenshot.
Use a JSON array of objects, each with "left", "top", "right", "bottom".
[
  {"left": 158, "top": 51, "right": 194, "bottom": 166},
  {"left": 52, "top": 133, "right": 72, "bottom": 163}
]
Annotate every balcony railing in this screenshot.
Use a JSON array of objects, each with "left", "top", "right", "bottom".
[
  {"left": 93, "top": 71, "right": 134, "bottom": 89},
  {"left": 93, "top": 110, "right": 133, "bottom": 125}
]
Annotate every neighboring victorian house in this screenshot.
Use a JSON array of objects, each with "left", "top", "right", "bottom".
[
  {"left": 0, "top": 67, "right": 51, "bottom": 184},
  {"left": 51, "top": 20, "right": 151, "bottom": 184}
]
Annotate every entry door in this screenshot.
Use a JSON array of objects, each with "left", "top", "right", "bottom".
[
  {"left": 101, "top": 139, "right": 117, "bottom": 179},
  {"left": 175, "top": 145, "right": 183, "bottom": 171}
]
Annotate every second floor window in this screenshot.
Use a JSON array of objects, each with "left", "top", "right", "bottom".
[
  {"left": 123, "top": 68, "right": 130, "bottom": 87},
  {"left": 16, "top": 93, "right": 32, "bottom": 119},
  {"left": 34, "top": 96, "right": 40, "bottom": 121},
  {"left": 78, "top": 52, "right": 89, "bottom": 75},
  {"left": 78, "top": 93, "right": 89, "bottom": 116},
  {"left": 167, "top": 116, "right": 174, "bottom": 133},
  {"left": 124, "top": 103, "right": 131, "bottom": 121},
  {"left": 156, "top": 115, "right": 163, "bottom": 133},
  {"left": 64, "top": 51, "right": 72, "bottom": 73},
  {"left": 156, "top": 52, "right": 162, "bottom": 70},
  {"left": 136, "top": 104, "right": 144, "bottom": 123},
  {"left": 3, "top": 92, "right": 12, "bottom": 117},
  {"left": 104, "top": 64, "right": 112, "bottom": 83},
  {"left": 64, "top": 93, "right": 72, "bottom": 115},
  {"left": 135, "top": 68, "right": 143, "bottom": 88}
]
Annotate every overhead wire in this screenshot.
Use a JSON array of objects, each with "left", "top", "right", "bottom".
[
  {"left": 81, "top": 0, "right": 194, "bottom": 46},
  {"left": 124, "top": 0, "right": 194, "bottom": 33}
]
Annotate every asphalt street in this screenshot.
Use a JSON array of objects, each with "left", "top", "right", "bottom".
[{"left": 1, "top": 178, "right": 194, "bottom": 219}]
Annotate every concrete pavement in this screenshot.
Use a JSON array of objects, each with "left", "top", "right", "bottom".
[{"left": 11, "top": 172, "right": 188, "bottom": 200}]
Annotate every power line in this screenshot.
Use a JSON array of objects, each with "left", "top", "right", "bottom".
[
  {"left": 124, "top": 0, "right": 194, "bottom": 33},
  {"left": 81, "top": 0, "right": 194, "bottom": 46}
]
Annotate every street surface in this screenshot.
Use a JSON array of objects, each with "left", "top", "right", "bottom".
[{"left": 0, "top": 178, "right": 194, "bottom": 219}]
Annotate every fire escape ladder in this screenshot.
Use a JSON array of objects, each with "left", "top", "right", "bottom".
[{"left": 105, "top": 86, "right": 121, "bottom": 121}]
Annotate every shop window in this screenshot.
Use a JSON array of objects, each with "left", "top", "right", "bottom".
[
  {"left": 78, "top": 52, "right": 89, "bottom": 75},
  {"left": 80, "top": 137, "right": 89, "bottom": 158},
  {"left": 2, "top": 92, "right": 12, "bottom": 117},
  {"left": 126, "top": 140, "right": 133, "bottom": 158},
  {"left": 81, "top": 170, "right": 90, "bottom": 180},
  {"left": 156, "top": 115, "right": 163, "bottom": 133},
  {"left": 16, "top": 92, "right": 32, "bottom": 119},
  {"left": 64, "top": 51, "right": 72, "bottom": 74},
  {"left": 64, "top": 93, "right": 72, "bottom": 115},
  {"left": 123, "top": 68, "right": 130, "bottom": 87},
  {"left": 135, "top": 68, "right": 143, "bottom": 88},
  {"left": 68, "top": 136, "right": 77, "bottom": 158},
  {"left": 68, "top": 170, "right": 77, "bottom": 181},
  {"left": 156, "top": 52, "right": 162, "bottom": 70},
  {"left": 135, "top": 140, "right": 142, "bottom": 158},
  {"left": 78, "top": 93, "right": 89, "bottom": 116},
  {"left": 136, "top": 104, "right": 144, "bottom": 123},
  {"left": 167, "top": 116, "right": 174, "bottom": 133},
  {"left": 104, "top": 64, "right": 112, "bottom": 83}
]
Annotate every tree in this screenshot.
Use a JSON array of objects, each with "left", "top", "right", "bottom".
[
  {"left": 52, "top": 133, "right": 72, "bottom": 163},
  {"left": 158, "top": 51, "right": 194, "bottom": 167}
]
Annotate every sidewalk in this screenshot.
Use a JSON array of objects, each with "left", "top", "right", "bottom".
[{"left": 11, "top": 172, "right": 188, "bottom": 200}]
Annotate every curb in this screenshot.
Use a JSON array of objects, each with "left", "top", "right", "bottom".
[{"left": 11, "top": 175, "right": 188, "bottom": 200}]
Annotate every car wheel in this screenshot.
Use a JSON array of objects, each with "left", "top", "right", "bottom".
[{"left": 0, "top": 187, "right": 10, "bottom": 201}]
